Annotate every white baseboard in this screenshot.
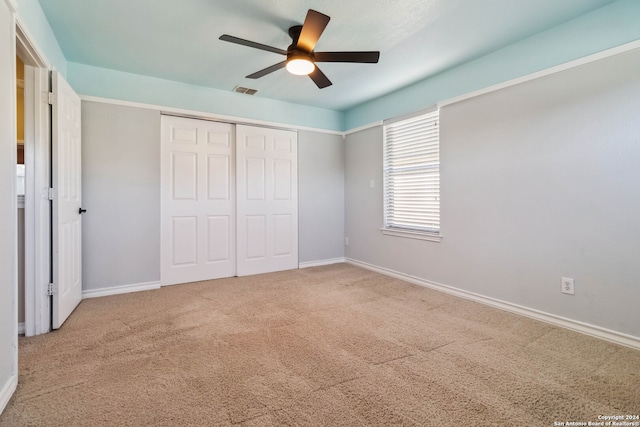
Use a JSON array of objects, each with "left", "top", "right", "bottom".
[
  {"left": 82, "top": 281, "right": 161, "bottom": 299},
  {"left": 18, "top": 323, "right": 24, "bottom": 336},
  {"left": 0, "top": 374, "right": 17, "bottom": 415},
  {"left": 346, "top": 258, "right": 640, "bottom": 351},
  {"left": 299, "top": 257, "right": 346, "bottom": 269}
]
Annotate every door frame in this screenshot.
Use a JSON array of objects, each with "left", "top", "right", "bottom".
[
  {"left": 2, "top": 0, "right": 18, "bottom": 413},
  {"left": 16, "top": 20, "right": 51, "bottom": 336}
]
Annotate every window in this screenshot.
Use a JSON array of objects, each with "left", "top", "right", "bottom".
[{"left": 382, "top": 108, "right": 441, "bottom": 241}]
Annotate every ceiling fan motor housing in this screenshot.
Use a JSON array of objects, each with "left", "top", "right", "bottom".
[
  {"left": 288, "top": 47, "right": 314, "bottom": 62},
  {"left": 288, "top": 25, "right": 303, "bottom": 45},
  {"left": 287, "top": 26, "right": 314, "bottom": 61}
]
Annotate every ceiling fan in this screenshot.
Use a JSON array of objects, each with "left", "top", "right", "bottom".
[{"left": 219, "top": 9, "right": 380, "bottom": 89}]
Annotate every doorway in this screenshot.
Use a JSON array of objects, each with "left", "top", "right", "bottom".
[
  {"left": 16, "top": 22, "right": 51, "bottom": 336},
  {"left": 16, "top": 54, "right": 24, "bottom": 334}
]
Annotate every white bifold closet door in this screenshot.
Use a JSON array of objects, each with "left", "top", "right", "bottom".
[
  {"left": 160, "top": 117, "right": 298, "bottom": 285},
  {"left": 161, "top": 117, "right": 236, "bottom": 285}
]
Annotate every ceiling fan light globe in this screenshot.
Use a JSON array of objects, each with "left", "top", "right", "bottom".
[{"left": 286, "top": 58, "right": 315, "bottom": 75}]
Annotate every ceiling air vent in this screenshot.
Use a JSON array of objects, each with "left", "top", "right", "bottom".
[{"left": 233, "top": 86, "right": 258, "bottom": 95}]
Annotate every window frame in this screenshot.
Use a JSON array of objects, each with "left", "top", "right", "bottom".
[{"left": 381, "top": 107, "right": 442, "bottom": 242}]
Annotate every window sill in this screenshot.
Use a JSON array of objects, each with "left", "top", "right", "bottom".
[{"left": 380, "top": 228, "right": 442, "bottom": 242}]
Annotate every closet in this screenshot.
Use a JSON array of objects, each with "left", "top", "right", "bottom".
[{"left": 160, "top": 115, "right": 298, "bottom": 285}]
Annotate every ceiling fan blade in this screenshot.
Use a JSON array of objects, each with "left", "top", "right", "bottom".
[
  {"left": 314, "top": 51, "right": 380, "bottom": 63},
  {"left": 246, "top": 61, "right": 287, "bottom": 79},
  {"left": 309, "top": 66, "right": 332, "bottom": 89},
  {"left": 219, "top": 35, "right": 287, "bottom": 55},
  {"left": 297, "top": 9, "right": 330, "bottom": 52}
]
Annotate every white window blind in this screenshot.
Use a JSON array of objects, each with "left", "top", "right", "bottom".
[{"left": 383, "top": 109, "right": 440, "bottom": 235}]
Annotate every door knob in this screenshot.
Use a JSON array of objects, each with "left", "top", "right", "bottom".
[{"left": 78, "top": 208, "right": 87, "bottom": 214}]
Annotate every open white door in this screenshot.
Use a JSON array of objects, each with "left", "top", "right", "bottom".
[
  {"left": 236, "top": 125, "right": 298, "bottom": 276},
  {"left": 51, "top": 71, "right": 82, "bottom": 329}
]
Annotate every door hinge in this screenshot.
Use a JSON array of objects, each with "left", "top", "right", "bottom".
[
  {"left": 48, "top": 92, "right": 56, "bottom": 105},
  {"left": 47, "top": 188, "right": 55, "bottom": 200},
  {"left": 47, "top": 283, "right": 57, "bottom": 296}
]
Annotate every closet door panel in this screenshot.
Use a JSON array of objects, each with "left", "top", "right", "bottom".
[
  {"left": 161, "top": 116, "right": 236, "bottom": 285},
  {"left": 236, "top": 125, "right": 298, "bottom": 276}
]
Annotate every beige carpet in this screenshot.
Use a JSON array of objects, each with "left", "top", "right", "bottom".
[{"left": 1, "top": 264, "right": 638, "bottom": 426}]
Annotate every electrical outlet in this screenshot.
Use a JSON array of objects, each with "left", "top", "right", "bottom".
[
  {"left": 561, "top": 277, "right": 575, "bottom": 295},
  {"left": 344, "top": 237, "right": 349, "bottom": 246}
]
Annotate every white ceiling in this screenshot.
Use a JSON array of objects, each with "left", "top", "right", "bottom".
[{"left": 37, "top": 0, "right": 618, "bottom": 111}]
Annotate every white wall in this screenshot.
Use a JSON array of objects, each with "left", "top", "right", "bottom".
[
  {"left": 81, "top": 101, "right": 346, "bottom": 292},
  {"left": 345, "top": 48, "right": 640, "bottom": 339},
  {"left": 0, "top": 0, "right": 17, "bottom": 413},
  {"left": 298, "top": 131, "right": 345, "bottom": 264},
  {"left": 81, "top": 102, "right": 161, "bottom": 291}
]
